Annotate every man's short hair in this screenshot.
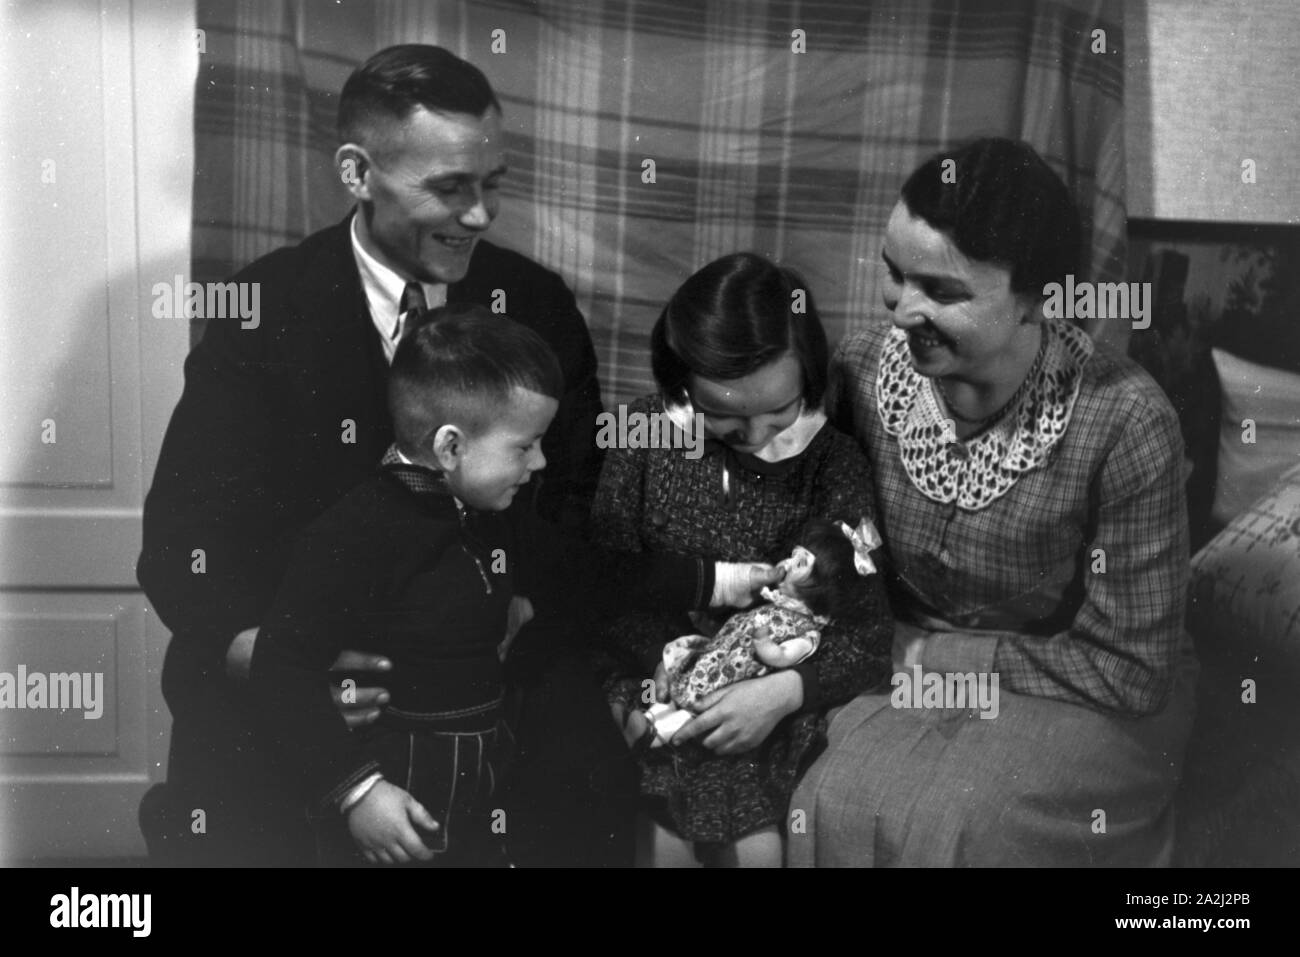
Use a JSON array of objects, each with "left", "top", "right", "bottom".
[
  {"left": 388, "top": 303, "right": 564, "bottom": 454},
  {"left": 338, "top": 44, "right": 502, "bottom": 152}
]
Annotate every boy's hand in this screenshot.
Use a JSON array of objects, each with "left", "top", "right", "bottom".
[
  {"left": 329, "top": 650, "right": 392, "bottom": 729},
  {"left": 347, "top": 780, "right": 441, "bottom": 865}
]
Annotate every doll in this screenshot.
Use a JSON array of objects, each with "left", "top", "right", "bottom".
[{"left": 643, "top": 516, "right": 881, "bottom": 746}]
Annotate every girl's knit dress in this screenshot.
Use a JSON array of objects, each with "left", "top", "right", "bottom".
[{"left": 592, "top": 394, "right": 893, "bottom": 843}]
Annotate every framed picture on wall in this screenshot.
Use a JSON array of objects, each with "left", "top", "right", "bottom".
[{"left": 1127, "top": 219, "right": 1300, "bottom": 547}]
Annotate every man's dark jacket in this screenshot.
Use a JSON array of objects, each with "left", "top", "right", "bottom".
[
  {"left": 136, "top": 215, "right": 607, "bottom": 864},
  {"left": 139, "top": 214, "right": 603, "bottom": 672}
]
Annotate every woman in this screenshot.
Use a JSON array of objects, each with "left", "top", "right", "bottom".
[
  {"left": 788, "top": 139, "right": 1198, "bottom": 867},
  {"left": 592, "top": 253, "right": 893, "bottom": 867}
]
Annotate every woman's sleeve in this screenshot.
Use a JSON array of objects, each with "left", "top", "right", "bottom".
[
  {"left": 793, "top": 436, "right": 895, "bottom": 710},
  {"left": 919, "top": 396, "right": 1190, "bottom": 716}
]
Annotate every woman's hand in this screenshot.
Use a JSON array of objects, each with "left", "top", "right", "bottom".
[
  {"left": 671, "top": 670, "right": 803, "bottom": 755},
  {"left": 892, "top": 620, "right": 929, "bottom": 671}
]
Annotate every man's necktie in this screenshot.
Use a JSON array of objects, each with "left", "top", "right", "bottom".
[{"left": 397, "top": 281, "right": 429, "bottom": 342}]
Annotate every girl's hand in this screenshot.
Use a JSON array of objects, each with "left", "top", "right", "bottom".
[
  {"left": 711, "top": 562, "right": 784, "bottom": 608},
  {"left": 347, "top": 780, "right": 440, "bottom": 865},
  {"left": 671, "top": 670, "right": 803, "bottom": 755},
  {"left": 653, "top": 660, "right": 671, "bottom": 704}
]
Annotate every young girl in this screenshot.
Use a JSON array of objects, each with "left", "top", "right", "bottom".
[
  {"left": 640, "top": 518, "right": 882, "bottom": 747},
  {"left": 592, "top": 252, "right": 894, "bottom": 867}
]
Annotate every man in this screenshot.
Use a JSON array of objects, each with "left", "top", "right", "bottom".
[{"left": 138, "top": 45, "right": 624, "bottom": 866}]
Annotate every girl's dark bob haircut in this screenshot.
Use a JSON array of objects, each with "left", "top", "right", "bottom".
[{"left": 650, "top": 252, "right": 828, "bottom": 409}]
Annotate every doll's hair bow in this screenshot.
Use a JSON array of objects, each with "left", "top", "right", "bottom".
[{"left": 838, "top": 517, "right": 882, "bottom": 576}]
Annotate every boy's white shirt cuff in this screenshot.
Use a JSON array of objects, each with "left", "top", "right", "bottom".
[{"left": 339, "top": 772, "right": 384, "bottom": 815}]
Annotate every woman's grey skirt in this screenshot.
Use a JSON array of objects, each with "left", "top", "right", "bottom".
[{"left": 787, "top": 648, "right": 1198, "bottom": 867}]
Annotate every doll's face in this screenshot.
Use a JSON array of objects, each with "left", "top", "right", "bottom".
[{"left": 776, "top": 545, "right": 817, "bottom": 598}]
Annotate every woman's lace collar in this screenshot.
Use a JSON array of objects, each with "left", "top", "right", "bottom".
[{"left": 875, "top": 320, "right": 1094, "bottom": 511}]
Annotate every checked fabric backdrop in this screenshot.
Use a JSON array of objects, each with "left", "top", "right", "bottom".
[{"left": 191, "top": 0, "right": 1127, "bottom": 408}]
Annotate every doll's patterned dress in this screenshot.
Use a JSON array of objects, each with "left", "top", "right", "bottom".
[{"left": 665, "top": 587, "right": 828, "bottom": 712}]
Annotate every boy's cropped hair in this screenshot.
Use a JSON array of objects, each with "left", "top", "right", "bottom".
[
  {"left": 338, "top": 44, "right": 502, "bottom": 150},
  {"left": 388, "top": 303, "right": 564, "bottom": 455}
]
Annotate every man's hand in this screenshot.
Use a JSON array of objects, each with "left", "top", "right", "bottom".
[
  {"left": 224, "top": 626, "right": 259, "bottom": 681},
  {"left": 711, "top": 562, "right": 784, "bottom": 609},
  {"left": 498, "top": 595, "right": 535, "bottom": 663},
  {"left": 346, "top": 780, "right": 440, "bottom": 865},
  {"left": 671, "top": 670, "right": 803, "bottom": 755},
  {"left": 329, "top": 650, "right": 392, "bottom": 729},
  {"left": 227, "top": 627, "right": 389, "bottom": 727}
]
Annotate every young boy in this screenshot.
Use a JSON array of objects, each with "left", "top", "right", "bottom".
[{"left": 250, "top": 305, "right": 565, "bottom": 866}]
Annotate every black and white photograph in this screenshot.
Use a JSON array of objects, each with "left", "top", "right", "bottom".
[{"left": 0, "top": 0, "right": 1296, "bottom": 928}]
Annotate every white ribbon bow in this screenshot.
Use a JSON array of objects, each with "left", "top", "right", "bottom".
[{"left": 838, "top": 517, "right": 882, "bottom": 576}]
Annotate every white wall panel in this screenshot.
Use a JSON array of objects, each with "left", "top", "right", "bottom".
[{"left": 0, "top": 0, "right": 194, "bottom": 861}]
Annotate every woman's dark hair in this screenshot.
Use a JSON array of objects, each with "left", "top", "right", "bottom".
[
  {"left": 650, "top": 252, "right": 828, "bottom": 409},
  {"left": 899, "top": 138, "right": 1082, "bottom": 295},
  {"left": 338, "top": 44, "right": 502, "bottom": 148},
  {"left": 789, "top": 518, "right": 865, "bottom": 619}
]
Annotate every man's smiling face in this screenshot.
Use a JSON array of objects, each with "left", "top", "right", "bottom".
[{"left": 348, "top": 106, "right": 505, "bottom": 284}]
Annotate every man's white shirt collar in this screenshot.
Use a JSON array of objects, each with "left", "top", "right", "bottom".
[{"left": 350, "top": 213, "right": 447, "bottom": 362}]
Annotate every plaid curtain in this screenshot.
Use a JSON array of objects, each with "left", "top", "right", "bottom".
[{"left": 193, "top": 0, "right": 1127, "bottom": 407}]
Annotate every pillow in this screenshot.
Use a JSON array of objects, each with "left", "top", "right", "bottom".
[
  {"left": 1190, "top": 460, "right": 1300, "bottom": 667},
  {"left": 1181, "top": 462, "right": 1300, "bottom": 866},
  {"left": 1210, "top": 348, "right": 1300, "bottom": 525}
]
